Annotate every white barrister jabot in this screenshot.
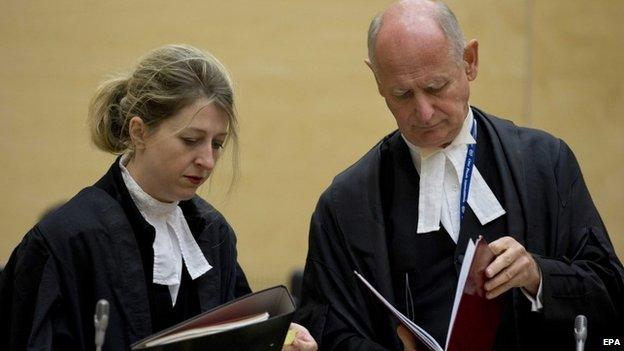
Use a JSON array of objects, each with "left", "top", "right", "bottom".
[
  {"left": 119, "top": 155, "right": 212, "bottom": 306},
  {"left": 402, "top": 108, "right": 506, "bottom": 243}
]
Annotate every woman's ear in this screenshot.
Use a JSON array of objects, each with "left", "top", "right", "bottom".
[{"left": 128, "top": 116, "right": 148, "bottom": 149}]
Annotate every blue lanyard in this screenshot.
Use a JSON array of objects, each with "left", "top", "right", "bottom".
[{"left": 460, "top": 118, "right": 477, "bottom": 222}]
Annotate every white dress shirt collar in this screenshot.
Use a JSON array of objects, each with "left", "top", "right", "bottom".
[
  {"left": 401, "top": 107, "right": 506, "bottom": 242},
  {"left": 119, "top": 154, "right": 212, "bottom": 305}
]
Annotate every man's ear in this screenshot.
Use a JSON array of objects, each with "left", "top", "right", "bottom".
[
  {"left": 365, "top": 59, "right": 384, "bottom": 96},
  {"left": 128, "top": 116, "right": 148, "bottom": 149},
  {"left": 463, "top": 39, "right": 479, "bottom": 81}
]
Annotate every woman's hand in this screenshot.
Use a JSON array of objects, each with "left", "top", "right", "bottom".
[{"left": 282, "top": 323, "right": 317, "bottom": 351}]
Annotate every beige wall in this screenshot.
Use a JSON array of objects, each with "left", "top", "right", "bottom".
[{"left": 1, "top": 0, "right": 622, "bottom": 290}]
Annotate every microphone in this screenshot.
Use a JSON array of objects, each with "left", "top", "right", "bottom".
[
  {"left": 574, "top": 315, "right": 587, "bottom": 351},
  {"left": 94, "top": 299, "right": 110, "bottom": 351}
]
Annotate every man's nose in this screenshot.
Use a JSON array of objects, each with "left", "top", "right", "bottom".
[{"left": 413, "top": 95, "right": 435, "bottom": 125}]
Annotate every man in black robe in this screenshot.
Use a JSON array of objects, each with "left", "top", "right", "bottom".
[{"left": 295, "top": 1, "right": 624, "bottom": 350}]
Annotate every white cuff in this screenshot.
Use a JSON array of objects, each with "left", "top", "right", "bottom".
[{"left": 521, "top": 274, "right": 543, "bottom": 312}]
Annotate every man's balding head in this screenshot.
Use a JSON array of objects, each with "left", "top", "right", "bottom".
[{"left": 367, "top": 0, "right": 466, "bottom": 70}]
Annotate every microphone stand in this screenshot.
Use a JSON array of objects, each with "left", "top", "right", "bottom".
[
  {"left": 574, "top": 315, "right": 587, "bottom": 351},
  {"left": 94, "top": 299, "right": 110, "bottom": 351}
]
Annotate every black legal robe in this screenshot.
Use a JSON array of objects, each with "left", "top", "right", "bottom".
[
  {"left": 0, "top": 161, "right": 251, "bottom": 350},
  {"left": 295, "top": 107, "right": 624, "bottom": 350}
]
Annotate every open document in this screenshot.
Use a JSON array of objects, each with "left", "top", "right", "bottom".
[
  {"left": 131, "top": 285, "right": 295, "bottom": 351},
  {"left": 354, "top": 236, "right": 506, "bottom": 351}
]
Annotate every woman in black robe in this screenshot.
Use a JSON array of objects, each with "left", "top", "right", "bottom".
[{"left": 0, "top": 44, "right": 316, "bottom": 351}]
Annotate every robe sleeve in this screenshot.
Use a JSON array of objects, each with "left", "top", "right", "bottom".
[
  {"left": 221, "top": 221, "right": 251, "bottom": 300},
  {"left": 0, "top": 228, "right": 77, "bottom": 350},
  {"left": 533, "top": 140, "right": 624, "bottom": 335},
  {"left": 234, "top": 261, "right": 251, "bottom": 298},
  {"left": 295, "top": 193, "right": 392, "bottom": 351}
]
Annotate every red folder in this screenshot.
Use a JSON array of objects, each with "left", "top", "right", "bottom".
[{"left": 355, "top": 236, "right": 506, "bottom": 351}]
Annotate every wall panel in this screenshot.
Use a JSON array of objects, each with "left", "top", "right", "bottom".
[{"left": 1, "top": 0, "right": 621, "bottom": 290}]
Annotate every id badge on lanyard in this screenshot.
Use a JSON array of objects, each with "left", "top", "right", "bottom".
[{"left": 460, "top": 119, "right": 477, "bottom": 222}]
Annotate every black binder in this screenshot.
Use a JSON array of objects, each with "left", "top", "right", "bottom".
[{"left": 131, "top": 285, "right": 295, "bottom": 351}]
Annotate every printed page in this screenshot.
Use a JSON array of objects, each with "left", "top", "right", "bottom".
[
  {"left": 145, "top": 312, "right": 270, "bottom": 347},
  {"left": 354, "top": 271, "right": 443, "bottom": 351}
]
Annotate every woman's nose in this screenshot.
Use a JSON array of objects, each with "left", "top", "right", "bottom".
[{"left": 195, "top": 149, "right": 215, "bottom": 171}]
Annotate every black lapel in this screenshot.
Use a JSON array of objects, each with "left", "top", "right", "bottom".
[
  {"left": 473, "top": 107, "right": 529, "bottom": 247},
  {"left": 179, "top": 199, "right": 223, "bottom": 312},
  {"left": 387, "top": 132, "right": 421, "bottom": 240},
  {"left": 85, "top": 186, "right": 153, "bottom": 342},
  {"left": 332, "top": 133, "right": 397, "bottom": 304}
]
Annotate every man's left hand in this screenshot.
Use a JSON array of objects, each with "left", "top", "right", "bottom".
[{"left": 484, "top": 236, "right": 541, "bottom": 299}]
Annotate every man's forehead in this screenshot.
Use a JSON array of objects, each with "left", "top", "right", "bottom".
[
  {"left": 375, "top": 35, "right": 453, "bottom": 81},
  {"left": 377, "top": 20, "right": 446, "bottom": 53},
  {"left": 375, "top": 21, "right": 449, "bottom": 71}
]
